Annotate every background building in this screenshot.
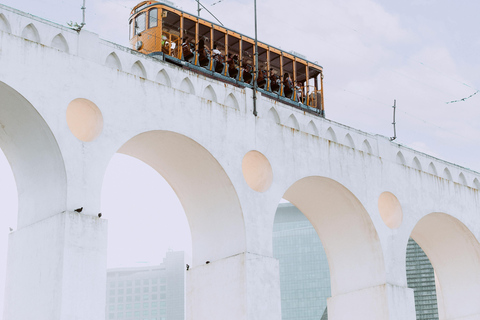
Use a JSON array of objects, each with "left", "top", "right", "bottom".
[
  {"left": 273, "top": 203, "right": 330, "bottom": 320},
  {"left": 106, "top": 251, "right": 185, "bottom": 320},
  {"left": 406, "top": 238, "right": 439, "bottom": 320}
]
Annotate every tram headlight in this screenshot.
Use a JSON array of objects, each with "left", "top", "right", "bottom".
[{"left": 135, "top": 40, "right": 143, "bottom": 50}]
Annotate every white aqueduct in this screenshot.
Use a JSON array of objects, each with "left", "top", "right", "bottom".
[{"left": 1, "top": 4, "right": 480, "bottom": 320}]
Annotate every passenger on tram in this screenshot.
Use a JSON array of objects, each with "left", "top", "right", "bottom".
[
  {"left": 269, "top": 68, "right": 280, "bottom": 92},
  {"left": 182, "top": 37, "right": 194, "bottom": 61},
  {"left": 212, "top": 44, "right": 221, "bottom": 56},
  {"left": 283, "top": 73, "right": 293, "bottom": 98},
  {"left": 197, "top": 39, "right": 210, "bottom": 66},
  {"left": 227, "top": 53, "right": 239, "bottom": 78},
  {"left": 295, "top": 81, "right": 304, "bottom": 103},
  {"left": 242, "top": 60, "right": 253, "bottom": 83}
]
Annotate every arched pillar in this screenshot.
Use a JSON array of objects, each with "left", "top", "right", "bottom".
[
  {"left": 1, "top": 82, "right": 108, "bottom": 320},
  {"left": 282, "top": 176, "right": 415, "bottom": 320},
  {"left": 110, "top": 130, "right": 250, "bottom": 320},
  {"left": 411, "top": 213, "right": 480, "bottom": 320}
]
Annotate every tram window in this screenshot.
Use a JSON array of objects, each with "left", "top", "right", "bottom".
[
  {"left": 135, "top": 12, "right": 146, "bottom": 35},
  {"left": 149, "top": 9, "right": 158, "bottom": 28},
  {"left": 129, "top": 20, "right": 132, "bottom": 39}
]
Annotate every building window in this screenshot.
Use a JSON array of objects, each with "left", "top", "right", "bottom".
[
  {"left": 118, "top": 289, "right": 124, "bottom": 295},
  {"left": 152, "top": 286, "right": 158, "bottom": 292},
  {"left": 126, "top": 303, "right": 132, "bottom": 310},
  {"left": 109, "top": 305, "right": 115, "bottom": 311},
  {"left": 117, "top": 304, "right": 123, "bottom": 310},
  {"left": 143, "top": 309, "right": 149, "bottom": 316},
  {"left": 118, "top": 281, "right": 124, "bottom": 287},
  {"left": 118, "top": 297, "right": 123, "bottom": 303},
  {"left": 159, "top": 293, "right": 165, "bottom": 299},
  {"left": 126, "top": 311, "right": 132, "bottom": 317},
  {"left": 149, "top": 9, "right": 158, "bottom": 28},
  {"left": 127, "top": 281, "right": 132, "bottom": 287},
  {"left": 109, "top": 313, "right": 115, "bottom": 319},
  {"left": 109, "top": 297, "right": 115, "bottom": 304},
  {"left": 143, "top": 294, "right": 149, "bottom": 300},
  {"left": 143, "top": 279, "right": 149, "bottom": 285},
  {"left": 152, "top": 279, "right": 158, "bottom": 285},
  {"left": 135, "top": 287, "right": 141, "bottom": 294},
  {"left": 134, "top": 303, "right": 141, "bottom": 310},
  {"left": 143, "top": 302, "right": 149, "bottom": 308},
  {"left": 160, "top": 286, "right": 166, "bottom": 291},
  {"left": 117, "top": 312, "right": 124, "bottom": 318},
  {"left": 135, "top": 280, "right": 141, "bottom": 286},
  {"left": 135, "top": 295, "right": 141, "bottom": 302},
  {"left": 126, "top": 296, "right": 132, "bottom": 302},
  {"left": 143, "top": 287, "right": 149, "bottom": 293},
  {"left": 127, "top": 288, "right": 132, "bottom": 294},
  {"left": 152, "top": 294, "right": 158, "bottom": 300},
  {"left": 109, "top": 289, "right": 115, "bottom": 296}
]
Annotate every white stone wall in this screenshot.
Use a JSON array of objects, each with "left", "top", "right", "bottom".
[{"left": 1, "top": 4, "right": 480, "bottom": 320}]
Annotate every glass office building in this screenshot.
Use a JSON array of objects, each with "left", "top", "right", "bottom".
[
  {"left": 105, "top": 251, "right": 185, "bottom": 320},
  {"left": 406, "top": 238, "right": 439, "bottom": 320},
  {"left": 273, "top": 203, "right": 330, "bottom": 320}
]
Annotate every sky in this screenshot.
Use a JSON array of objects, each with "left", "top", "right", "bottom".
[{"left": 0, "top": 0, "right": 480, "bottom": 315}]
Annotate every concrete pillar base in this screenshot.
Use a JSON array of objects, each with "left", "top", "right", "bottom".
[
  {"left": 187, "top": 252, "right": 281, "bottom": 320},
  {"left": 3, "top": 212, "right": 107, "bottom": 320},
  {"left": 327, "top": 283, "right": 416, "bottom": 320}
]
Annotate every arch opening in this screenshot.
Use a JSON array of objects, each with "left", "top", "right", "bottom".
[
  {"left": 279, "top": 177, "right": 386, "bottom": 319},
  {"left": 105, "top": 130, "right": 245, "bottom": 266},
  {"left": 101, "top": 130, "right": 246, "bottom": 319},
  {"left": 282, "top": 176, "right": 386, "bottom": 296},
  {"left": 410, "top": 213, "right": 480, "bottom": 320}
]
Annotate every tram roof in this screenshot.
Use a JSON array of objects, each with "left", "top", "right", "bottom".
[{"left": 129, "top": 1, "right": 324, "bottom": 71}]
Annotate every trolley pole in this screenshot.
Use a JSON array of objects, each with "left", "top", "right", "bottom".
[
  {"left": 253, "top": 0, "right": 258, "bottom": 117},
  {"left": 198, "top": 1, "right": 200, "bottom": 16},
  {"left": 390, "top": 99, "right": 397, "bottom": 141}
]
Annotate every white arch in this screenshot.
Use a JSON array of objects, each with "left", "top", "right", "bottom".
[
  {"left": 285, "top": 114, "right": 300, "bottom": 130},
  {"left": 51, "top": 33, "right": 69, "bottom": 53},
  {"left": 21, "top": 23, "right": 40, "bottom": 42},
  {"left": 116, "top": 130, "right": 245, "bottom": 266},
  {"left": 283, "top": 177, "right": 386, "bottom": 299},
  {"left": 0, "top": 81, "right": 66, "bottom": 227},
  {"left": 202, "top": 85, "right": 217, "bottom": 102},
  {"left": 224, "top": 93, "right": 239, "bottom": 110},
  {"left": 458, "top": 172, "right": 468, "bottom": 186},
  {"left": 361, "top": 139, "right": 372, "bottom": 154},
  {"left": 443, "top": 168, "right": 452, "bottom": 180},
  {"left": 306, "top": 120, "right": 319, "bottom": 136},
  {"left": 105, "top": 52, "right": 122, "bottom": 71},
  {"left": 474, "top": 178, "right": 480, "bottom": 190},
  {"left": 326, "top": 127, "right": 337, "bottom": 142},
  {"left": 428, "top": 162, "right": 438, "bottom": 176},
  {"left": 412, "top": 157, "right": 422, "bottom": 170},
  {"left": 267, "top": 107, "right": 281, "bottom": 124},
  {"left": 180, "top": 77, "right": 195, "bottom": 94},
  {"left": 155, "top": 69, "right": 171, "bottom": 87},
  {"left": 131, "top": 61, "right": 147, "bottom": 78},
  {"left": 411, "top": 213, "right": 480, "bottom": 320},
  {"left": 344, "top": 134, "right": 355, "bottom": 148},
  {"left": 396, "top": 151, "right": 406, "bottom": 165},
  {"left": 0, "top": 13, "right": 12, "bottom": 33}
]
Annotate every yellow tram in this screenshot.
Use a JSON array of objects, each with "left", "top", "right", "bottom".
[{"left": 129, "top": 1, "right": 325, "bottom": 116}]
